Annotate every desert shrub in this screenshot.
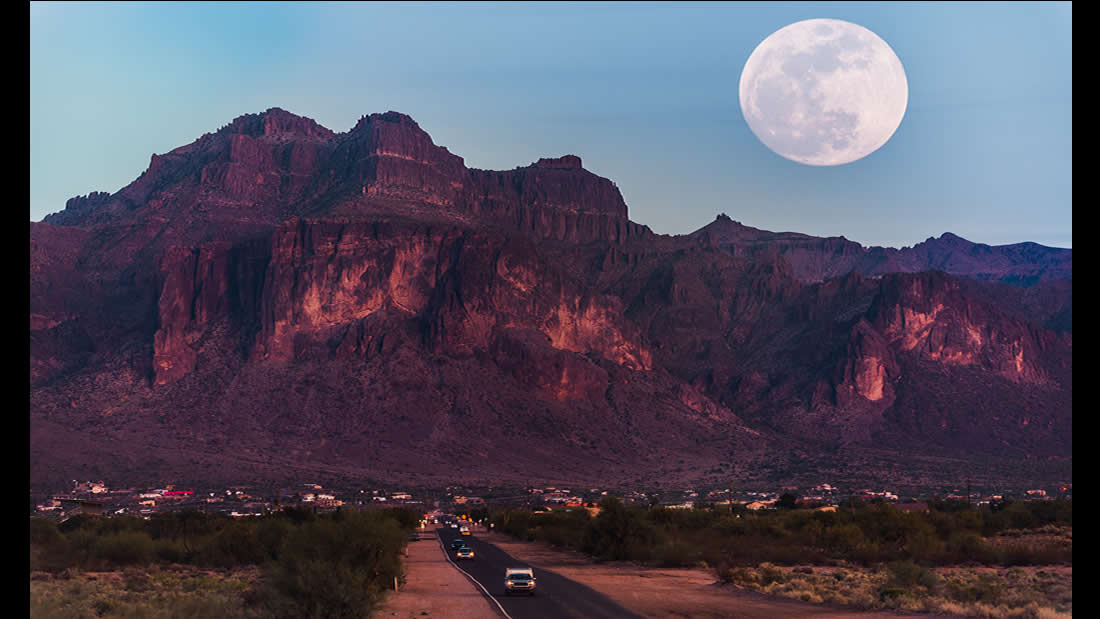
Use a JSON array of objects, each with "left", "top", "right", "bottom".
[
  {"left": 153, "top": 537, "right": 187, "bottom": 563},
  {"left": 945, "top": 531, "right": 997, "bottom": 564},
  {"left": 713, "top": 515, "right": 750, "bottom": 536},
  {"left": 253, "top": 517, "right": 294, "bottom": 561},
  {"left": 30, "top": 517, "right": 73, "bottom": 572},
  {"left": 63, "top": 528, "right": 99, "bottom": 568},
  {"left": 884, "top": 560, "right": 940, "bottom": 591},
  {"left": 823, "top": 523, "right": 868, "bottom": 554},
  {"left": 720, "top": 566, "right": 760, "bottom": 586},
  {"left": 378, "top": 507, "right": 421, "bottom": 530},
  {"left": 277, "top": 505, "right": 316, "bottom": 524},
  {"left": 199, "top": 520, "right": 264, "bottom": 567},
  {"left": 93, "top": 530, "right": 155, "bottom": 566},
  {"left": 581, "top": 496, "right": 662, "bottom": 562},
  {"left": 261, "top": 511, "right": 406, "bottom": 618},
  {"left": 653, "top": 537, "right": 702, "bottom": 567},
  {"left": 945, "top": 572, "right": 1004, "bottom": 605},
  {"left": 776, "top": 493, "right": 799, "bottom": 509},
  {"left": 530, "top": 507, "right": 588, "bottom": 549},
  {"left": 995, "top": 543, "right": 1072, "bottom": 566},
  {"left": 145, "top": 510, "right": 219, "bottom": 557},
  {"left": 758, "top": 562, "right": 786, "bottom": 585},
  {"left": 648, "top": 506, "right": 721, "bottom": 530},
  {"left": 493, "top": 509, "right": 534, "bottom": 540},
  {"left": 904, "top": 524, "right": 946, "bottom": 563},
  {"left": 94, "top": 514, "right": 148, "bottom": 536}
]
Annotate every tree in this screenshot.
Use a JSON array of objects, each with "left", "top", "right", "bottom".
[{"left": 777, "top": 493, "right": 798, "bottom": 510}]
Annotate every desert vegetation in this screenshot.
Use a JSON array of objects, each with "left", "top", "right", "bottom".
[
  {"left": 490, "top": 496, "right": 1071, "bottom": 617},
  {"left": 29, "top": 506, "right": 419, "bottom": 618}
]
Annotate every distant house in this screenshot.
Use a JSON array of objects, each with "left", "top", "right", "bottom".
[
  {"left": 74, "top": 481, "right": 108, "bottom": 494},
  {"left": 746, "top": 500, "right": 776, "bottom": 510},
  {"left": 1026, "top": 489, "right": 1047, "bottom": 497}
]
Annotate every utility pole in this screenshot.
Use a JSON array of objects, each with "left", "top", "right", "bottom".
[{"left": 729, "top": 478, "right": 734, "bottom": 515}]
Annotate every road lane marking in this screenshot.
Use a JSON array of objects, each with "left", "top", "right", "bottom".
[{"left": 436, "top": 532, "right": 513, "bottom": 619}]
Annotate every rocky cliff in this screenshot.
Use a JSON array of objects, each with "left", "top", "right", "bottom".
[{"left": 29, "top": 108, "right": 1071, "bottom": 490}]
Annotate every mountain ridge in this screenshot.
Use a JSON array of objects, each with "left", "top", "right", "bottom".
[{"left": 30, "top": 108, "right": 1071, "bottom": 492}]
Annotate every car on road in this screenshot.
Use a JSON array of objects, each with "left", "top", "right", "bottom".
[
  {"left": 504, "top": 567, "right": 536, "bottom": 596},
  {"left": 451, "top": 538, "right": 468, "bottom": 551},
  {"left": 460, "top": 526, "right": 470, "bottom": 536},
  {"left": 456, "top": 546, "right": 475, "bottom": 560}
]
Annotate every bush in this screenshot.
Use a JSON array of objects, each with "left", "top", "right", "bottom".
[
  {"left": 253, "top": 517, "right": 294, "bottom": 562},
  {"left": 261, "top": 511, "right": 406, "bottom": 618},
  {"left": 93, "top": 530, "right": 155, "bottom": 566},
  {"left": 653, "top": 538, "right": 701, "bottom": 567},
  {"left": 493, "top": 509, "right": 533, "bottom": 540},
  {"left": 885, "top": 560, "right": 940, "bottom": 591},
  {"left": 757, "top": 562, "right": 786, "bottom": 585},
  {"left": 153, "top": 538, "right": 187, "bottom": 563},
  {"left": 30, "top": 517, "right": 73, "bottom": 570},
  {"left": 199, "top": 520, "right": 265, "bottom": 567},
  {"left": 581, "top": 497, "right": 661, "bottom": 562}
]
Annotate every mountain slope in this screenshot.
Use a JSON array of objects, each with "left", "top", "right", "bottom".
[{"left": 30, "top": 108, "right": 1071, "bottom": 491}]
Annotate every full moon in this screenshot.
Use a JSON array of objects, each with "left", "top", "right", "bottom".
[{"left": 739, "top": 19, "right": 908, "bottom": 166}]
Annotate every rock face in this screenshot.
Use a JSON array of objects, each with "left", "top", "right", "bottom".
[{"left": 29, "top": 108, "right": 1071, "bottom": 490}]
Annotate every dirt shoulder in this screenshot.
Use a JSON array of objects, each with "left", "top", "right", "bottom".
[
  {"left": 479, "top": 531, "right": 918, "bottom": 619},
  {"left": 375, "top": 529, "right": 500, "bottom": 619}
]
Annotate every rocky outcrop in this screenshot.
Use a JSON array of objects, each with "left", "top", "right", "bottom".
[
  {"left": 149, "top": 216, "right": 651, "bottom": 391},
  {"left": 867, "top": 271, "right": 1061, "bottom": 385},
  {"left": 466, "top": 157, "right": 649, "bottom": 243}
]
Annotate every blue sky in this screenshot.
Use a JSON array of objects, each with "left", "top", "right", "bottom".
[{"left": 30, "top": 1, "right": 1072, "bottom": 248}]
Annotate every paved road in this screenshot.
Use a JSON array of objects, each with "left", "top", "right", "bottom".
[{"left": 436, "top": 527, "right": 645, "bottom": 619}]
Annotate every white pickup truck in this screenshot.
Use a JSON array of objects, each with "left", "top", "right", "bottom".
[{"left": 504, "top": 567, "right": 536, "bottom": 595}]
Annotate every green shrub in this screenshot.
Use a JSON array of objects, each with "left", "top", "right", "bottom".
[
  {"left": 253, "top": 517, "right": 294, "bottom": 561},
  {"left": 653, "top": 538, "right": 701, "bottom": 567},
  {"left": 93, "top": 530, "right": 155, "bottom": 566},
  {"left": 30, "top": 517, "right": 72, "bottom": 572},
  {"left": 758, "top": 562, "right": 786, "bottom": 585},
  {"left": 885, "top": 560, "right": 940, "bottom": 591},
  {"left": 199, "top": 520, "right": 264, "bottom": 567},
  {"left": 153, "top": 537, "right": 187, "bottom": 563},
  {"left": 581, "top": 497, "right": 661, "bottom": 561},
  {"left": 261, "top": 511, "right": 406, "bottom": 618},
  {"left": 493, "top": 509, "right": 533, "bottom": 540}
]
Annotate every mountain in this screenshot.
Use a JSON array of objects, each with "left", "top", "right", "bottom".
[
  {"left": 692, "top": 215, "right": 1072, "bottom": 286},
  {"left": 30, "top": 108, "right": 1071, "bottom": 492}
]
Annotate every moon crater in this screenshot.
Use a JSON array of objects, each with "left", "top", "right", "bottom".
[{"left": 739, "top": 19, "right": 908, "bottom": 166}]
